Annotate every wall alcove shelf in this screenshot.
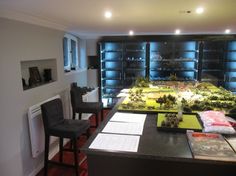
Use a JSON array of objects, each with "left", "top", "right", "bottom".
[{"left": 20, "top": 58, "right": 57, "bottom": 90}]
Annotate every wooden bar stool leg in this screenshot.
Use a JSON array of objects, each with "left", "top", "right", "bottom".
[
  {"left": 101, "top": 109, "right": 104, "bottom": 121},
  {"left": 95, "top": 113, "right": 99, "bottom": 128},
  {"left": 72, "top": 111, "right": 76, "bottom": 120},
  {"left": 44, "top": 135, "right": 50, "bottom": 176},
  {"left": 86, "top": 128, "right": 90, "bottom": 139},
  {"left": 73, "top": 138, "right": 79, "bottom": 176},
  {"left": 70, "top": 139, "right": 73, "bottom": 150},
  {"left": 79, "top": 113, "right": 82, "bottom": 120},
  {"left": 59, "top": 137, "right": 63, "bottom": 162}
]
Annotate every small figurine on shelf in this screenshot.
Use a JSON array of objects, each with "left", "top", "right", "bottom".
[
  {"left": 43, "top": 68, "right": 52, "bottom": 82},
  {"left": 22, "top": 78, "right": 27, "bottom": 89},
  {"left": 169, "top": 73, "right": 177, "bottom": 81},
  {"left": 28, "top": 67, "right": 42, "bottom": 87}
]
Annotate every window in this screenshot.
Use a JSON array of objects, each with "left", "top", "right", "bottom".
[{"left": 63, "top": 34, "right": 79, "bottom": 72}]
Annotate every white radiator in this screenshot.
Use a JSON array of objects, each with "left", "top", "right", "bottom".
[{"left": 28, "top": 95, "right": 60, "bottom": 158}]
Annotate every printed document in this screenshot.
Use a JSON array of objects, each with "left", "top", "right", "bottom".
[
  {"left": 110, "top": 112, "right": 146, "bottom": 124},
  {"left": 89, "top": 133, "right": 140, "bottom": 152},
  {"left": 102, "top": 121, "right": 144, "bottom": 135}
]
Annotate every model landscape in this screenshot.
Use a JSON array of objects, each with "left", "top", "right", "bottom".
[
  {"left": 160, "top": 113, "right": 182, "bottom": 128},
  {"left": 157, "top": 113, "right": 202, "bottom": 131},
  {"left": 118, "top": 79, "right": 236, "bottom": 114}
]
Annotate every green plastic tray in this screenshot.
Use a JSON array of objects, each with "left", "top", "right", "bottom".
[{"left": 157, "top": 113, "right": 203, "bottom": 132}]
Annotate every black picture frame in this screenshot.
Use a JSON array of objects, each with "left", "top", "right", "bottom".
[{"left": 29, "top": 67, "right": 42, "bottom": 86}]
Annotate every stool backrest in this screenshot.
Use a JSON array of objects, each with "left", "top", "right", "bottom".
[
  {"left": 70, "top": 87, "right": 84, "bottom": 107},
  {"left": 41, "top": 98, "right": 64, "bottom": 133},
  {"left": 71, "top": 82, "right": 77, "bottom": 89}
]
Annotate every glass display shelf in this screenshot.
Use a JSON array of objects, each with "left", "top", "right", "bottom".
[
  {"left": 101, "top": 59, "right": 123, "bottom": 62},
  {"left": 150, "top": 58, "right": 198, "bottom": 62},
  {"left": 150, "top": 68, "right": 198, "bottom": 72},
  {"left": 101, "top": 77, "right": 121, "bottom": 80},
  {"left": 125, "top": 49, "right": 145, "bottom": 52},
  {"left": 225, "top": 69, "right": 236, "bottom": 72},
  {"left": 203, "top": 49, "right": 224, "bottom": 52},
  {"left": 101, "top": 68, "right": 122, "bottom": 71},
  {"left": 202, "top": 59, "right": 222, "bottom": 63},
  {"left": 226, "top": 59, "right": 236, "bottom": 62},
  {"left": 202, "top": 69, "right": 222, "bottom": 72},
  {"left": 125, "top": 68, "right": 146, "bottom": 70},
  {"left": 101, "top": 49, "right": 122, "bottom": 53},
  {"left": 125, "top": 58, "right": 145, "bottom": 62}
]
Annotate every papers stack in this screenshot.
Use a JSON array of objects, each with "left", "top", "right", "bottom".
[
  {"left": 89, "top": 133, "right": 140, "bottom": 152},
  {"left": 89, "top": 112, "right": 147, "bottom": 152}
]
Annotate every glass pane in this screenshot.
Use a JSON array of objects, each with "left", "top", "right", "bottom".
[
  {"left": 71, "top": 39, "right": 77, "bottom": 68},
  {"left": 63, "top": 37, "right": 68, "bottom": 67}
]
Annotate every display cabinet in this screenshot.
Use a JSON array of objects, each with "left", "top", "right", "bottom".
[
  {"left": 123, "top": 42, "right": 147, "bottom": 87},
  {"left": 149, "top": 41, "right": 199, "bottom": 81},
  {"left": 199, "top": 41, "right": 225, "bottom": 86},
  {"left": 100, "top": 42, "right": 147, "bottom": 107},
  {"left": 99, "top": 35, "right": 236, "bottom": 107},
  {"left": 100, "top": 42, "right": 123, "bottom": 107},
  {"left": 224, "top": 41, "right": 236, "bottom": 93}
]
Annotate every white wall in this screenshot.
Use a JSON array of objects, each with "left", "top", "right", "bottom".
[
  {"left": 79, "top": 39, "right": 87, "bottom": 69},
  {"left": 86, "top": 39, "right": 98, "bottom": 56},
  {"left": 86, "top": 39, "right": 99, "bottom": 87},
  {"left": 0, "top": 18, "right": 88, "bottom": 176}
]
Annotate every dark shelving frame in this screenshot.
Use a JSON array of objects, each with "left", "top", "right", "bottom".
[{"left": 149, "top": 41, "right": 199, "bottom": 81}]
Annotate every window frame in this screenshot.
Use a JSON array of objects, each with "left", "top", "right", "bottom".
[{"left": 63, "top": 33, "right": 79, "bottom": 72}]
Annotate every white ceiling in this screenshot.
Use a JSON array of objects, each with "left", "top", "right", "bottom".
[{"left": 0, "top": 0, "right": 236, "bottom": 38}]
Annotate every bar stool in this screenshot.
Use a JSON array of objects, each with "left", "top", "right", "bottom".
[
  {"left": 41, "top": 98, "right": 90, "bottom": 176},
  {"left": 70, "top": 84, "right": 103, "bottom": 128}
]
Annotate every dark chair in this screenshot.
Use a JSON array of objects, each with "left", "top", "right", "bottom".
[
  {"left": 41, "top": 98, "right": 90, "bottom": 176},
  {"left": 70, "top": 84, "right": 103, "bottom": 128}
]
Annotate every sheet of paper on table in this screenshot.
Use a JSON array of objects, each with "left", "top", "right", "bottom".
[
  {"left": 116, "top": 92, "right": 128, "bottom": 97},
  {"left": 110, "top": 112, "right": 146, "bottom": 125},
  {"left": 89, "top": 133, "right": 140, "bottom": 152},
  {"left": 120, "top": 88, "right": 130, "bottom": 93},
  {"left": 102, "top": 121, "right": 144, "bottom": 135}
]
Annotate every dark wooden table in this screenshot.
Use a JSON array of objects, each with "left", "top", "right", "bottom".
[{"left": 81, "top": 102, "right": 236, "bottom": 176}]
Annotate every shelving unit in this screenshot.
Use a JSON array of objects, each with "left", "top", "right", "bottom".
[
  {"left": 100, "top": 42, "right": 147, "bottom": 107},
  {"left": 100, "top": 42, "right": 123, "bottom": 107},
  {"left": 123, "top": 42, "right": 147, "bottom": 87},
  {"left": 199, "top": 41, "right": 225, "bottom": 86},
  {"left": 224, "top": 41, "right": 236, "bottom": 93},
  {"left": 149, "top": 41, "right": 199, "bottom": 81}
]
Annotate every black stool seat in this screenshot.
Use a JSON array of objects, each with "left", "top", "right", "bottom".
[
  {"left": 41, "top": 98, "right": 90, "bottom": 176},
  {"left": 48, "top": 119, "right": 90, "bottom": 138}
]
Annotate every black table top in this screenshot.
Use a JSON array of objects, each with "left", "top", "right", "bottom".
[{"left": 81, "top": 100, "right": 236, "bottom": 166}]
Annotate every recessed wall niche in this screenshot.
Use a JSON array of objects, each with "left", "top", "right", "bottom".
[{"left": 20, "top": 58, "right": 57, "bottom": 90}]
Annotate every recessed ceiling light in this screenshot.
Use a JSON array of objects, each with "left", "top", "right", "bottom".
[
  {"left": 104, "top": 11, "right": 112, "bottom": 19},
  {"left": 129, "top": 30, "right": 134, "bottom": 36},
  {"left": 175, "top": 29, "right": 181, "bottom": 35},
  {"left": 225, "top": 29, "right": 231, "bottom": 34},
  {"left": 196, "top": 7, "right": 204, "bottom": 14}
]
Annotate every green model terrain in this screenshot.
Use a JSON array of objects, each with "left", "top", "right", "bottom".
[
  {"left": 157, "top": 113, "right": 203, "bottom": 132},
  {"left": 118, "top": 81, "right": 236, "bottom": 114}
]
